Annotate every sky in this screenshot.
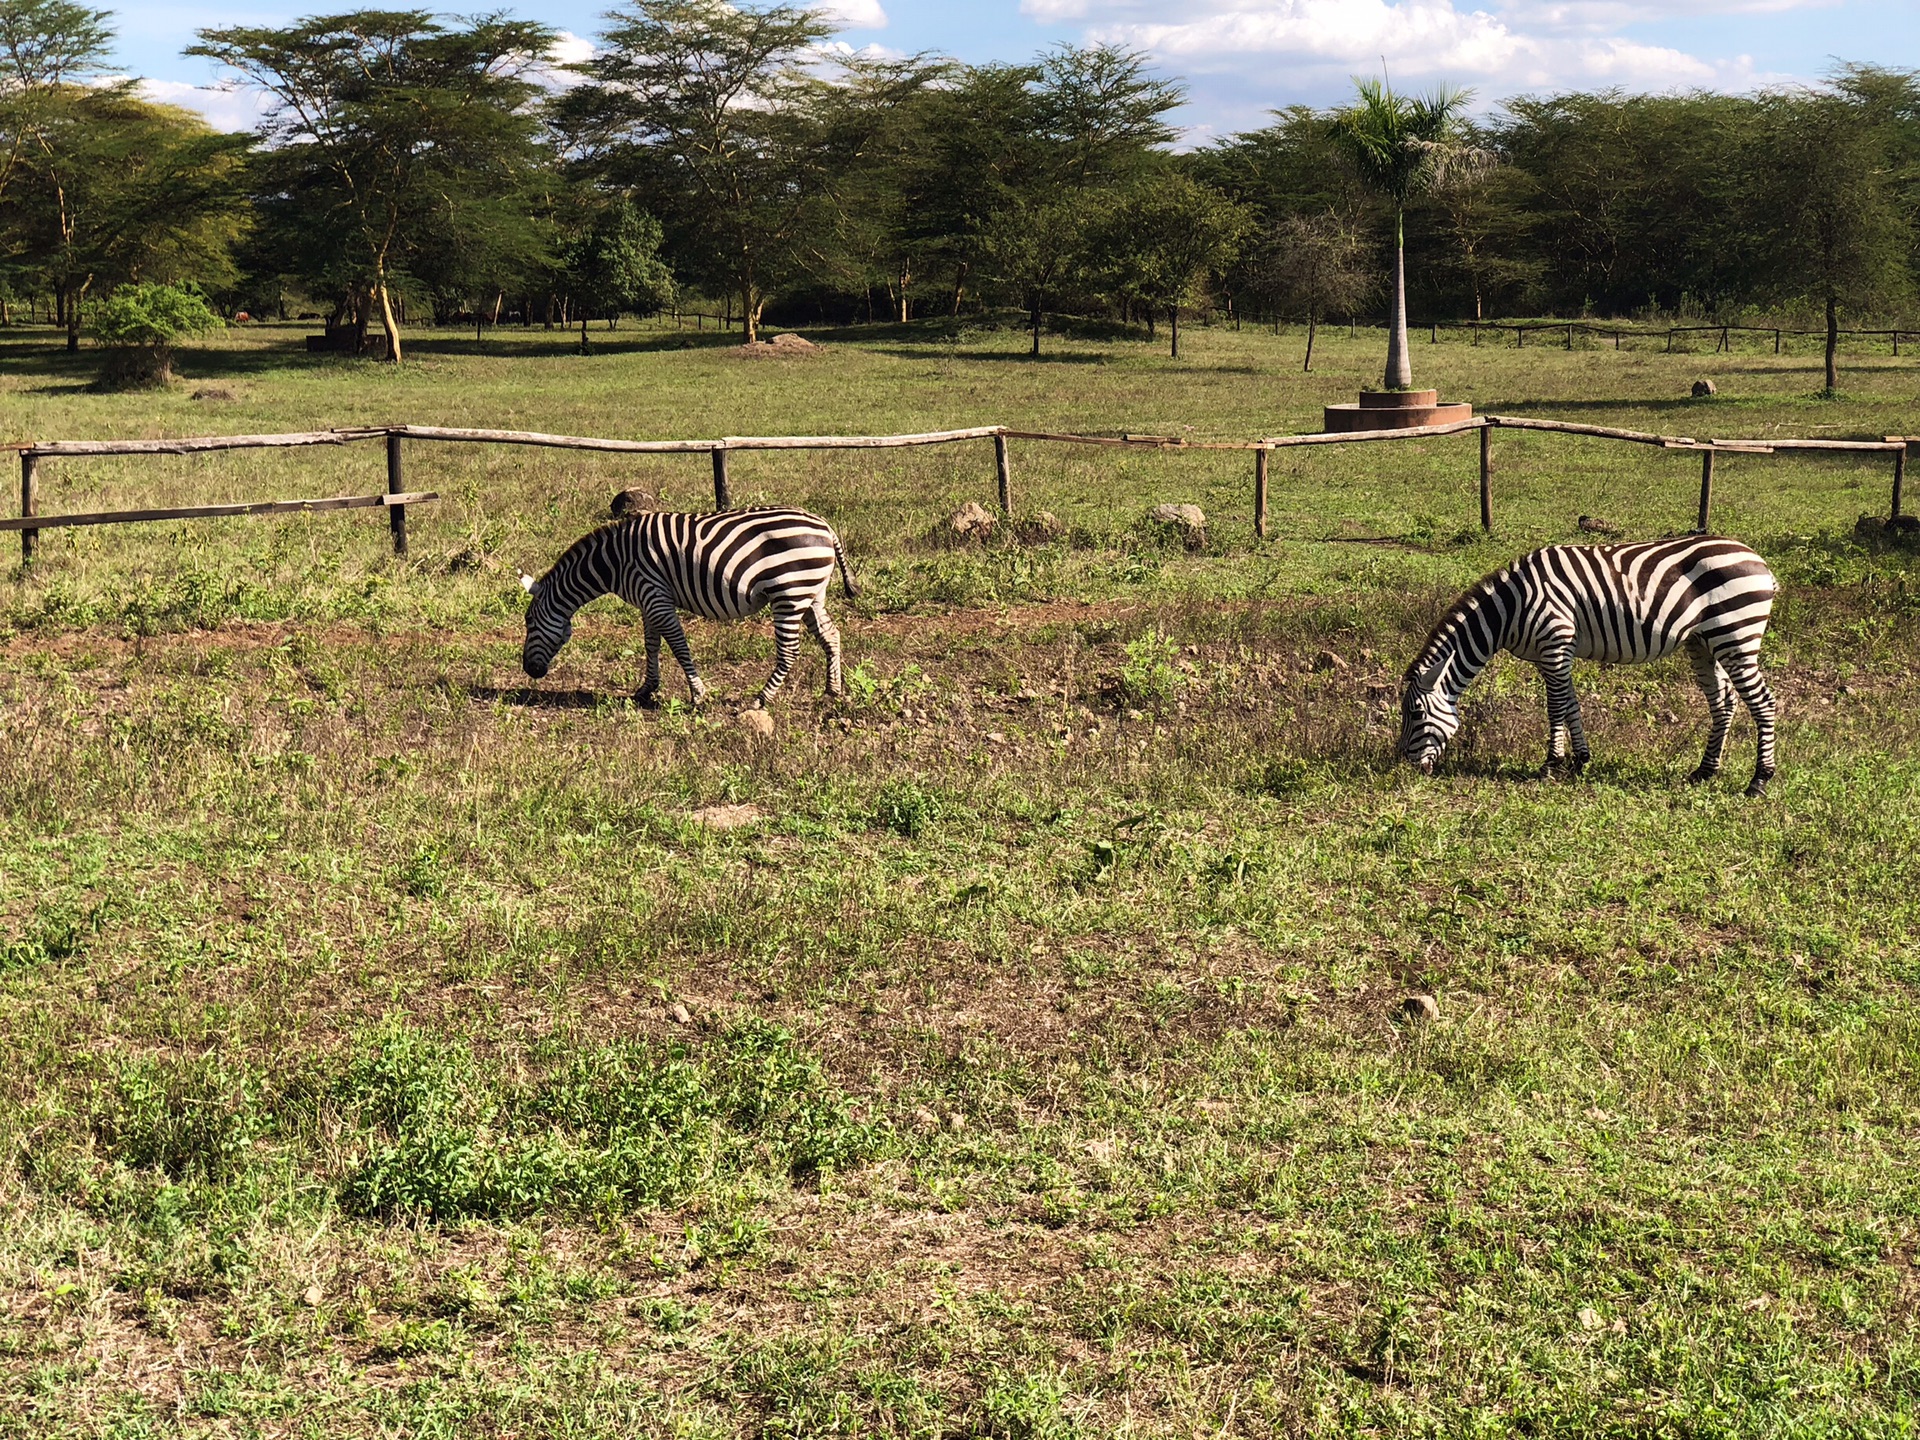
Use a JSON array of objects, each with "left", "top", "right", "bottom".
[{"left": 125, "top": 0, "right": 1920, "bottom": 144}]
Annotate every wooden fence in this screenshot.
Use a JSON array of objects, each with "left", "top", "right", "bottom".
[
  {"left": 1425, "top": 319, "right": 1915, "bottom": 355},
  {"left": 8, "top": 416, "right": 1912, "bottom": 565}
]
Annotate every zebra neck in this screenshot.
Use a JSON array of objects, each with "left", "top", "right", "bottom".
[
  {"left": 547, "top": 534, "right": 616, "bottom": 615},
  {"left": 1419, "top": 632, "right": 1490, "bottom": 703}
]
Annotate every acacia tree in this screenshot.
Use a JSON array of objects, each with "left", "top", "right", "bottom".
[
  {"left": 1753, "top": 88, "right": 1912, "bottom": 394},
  {"left": 560, "top": 0, "right": 863, "bottom": 342},
  {"left": 1252, "top": 212, "right": 1374, "bottom": 371},
  {"left": 191, "top": 10, "right": 556, "bottom": 364},
  {"left": 1099, "top": 173, "right": 1249, "bottom": 357},
  {"left": 1329, "top": 80, "right": 1485, "bottom": 390}
]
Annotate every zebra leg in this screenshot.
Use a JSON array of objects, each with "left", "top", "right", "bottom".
[
  {"left": 1685, "top": 637, "right": 1734, "bottom": 784},
  {"left": 1723, "top": 652, "right": 1779, "bottom": 797},
  {"left": 653, "top": 607, "right": 708, "bottom": 706},
  {"left": 1537, "top": 650, "right": 1585, "bottom": 776},
  {"left": 805, "top": 600, "right": 845, "bottom": 697},
  {"left": 634, "top": 624, "right": 664, "bottom": 707},
  {"left": 755, "top": 605, "right": 806, "bottom": 708}
]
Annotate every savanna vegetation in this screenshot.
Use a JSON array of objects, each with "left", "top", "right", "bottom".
[
  {"left": 1, "top": 314, "right": 1918, "bottom": 1435},
  {"left": 1, "top": 0, "right": 1918, "bottom": 383}
]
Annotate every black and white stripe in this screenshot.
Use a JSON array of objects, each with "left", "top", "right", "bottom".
[
  {"left": 521, "top": 508, "right": 857, "bottom": 707},
  {"left": 1399, "top": 537, "right": 1779, "bottom": 794}
]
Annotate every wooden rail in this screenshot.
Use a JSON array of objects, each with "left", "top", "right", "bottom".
[{"left": 9, "top": 415, "right": 1911, "bottom": 565}]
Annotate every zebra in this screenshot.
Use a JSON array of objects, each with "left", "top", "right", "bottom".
[
  {"left": 1399, "top": 536, "right": 1780, "bottom": 795},
  {"left": 519, "top": 508, "right": 857, "bottom": 707}
]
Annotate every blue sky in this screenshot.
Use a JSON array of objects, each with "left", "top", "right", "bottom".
[{"left": 128, "top": 0, "right": 1919, "bottom": 142}]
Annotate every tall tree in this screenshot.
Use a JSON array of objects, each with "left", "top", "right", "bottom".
[
  {"left": 191, "top": 10, "right": 556, "bottom": 364},
  {"left": 1250, "top": 212, "right": 1374, "bottom": 371},
  {"left": 559, "top": 1, "right": 929, "bottom": 342},
  {"left": 0, "top": 0, "right": 115, "bottom": 206},
  {"left": 1329, "top": 80, "right": 1485, "bottom": 390},
  {"left": 1752, "top": 88, "right": 1913, "bottom": 394},
  {"left": 559, "top": 196, "right": 674, "bottom": 350},
  {"left": 1097, "top": 174, "right": 1249, "bottom": 357}
]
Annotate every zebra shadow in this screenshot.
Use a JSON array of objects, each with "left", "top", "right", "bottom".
[{"left": 468, "top": 684, "right": 606, "bottom": 709}]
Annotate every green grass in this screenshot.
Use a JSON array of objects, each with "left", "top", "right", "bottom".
[{"left": 2, "top": 315, "right": 1919, "bottom": 1436}]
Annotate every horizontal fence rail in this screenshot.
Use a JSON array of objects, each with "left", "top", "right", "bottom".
[{"left": 9, "top": 416, "right": 1912, "bottom": 565}]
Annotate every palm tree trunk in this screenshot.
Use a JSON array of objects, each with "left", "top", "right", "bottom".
[
  {"left": 1825, "top": 291, "right": 1839, "bottom": 394},
  {"left": 1384, "top": 209, "right": 1411, "bottom": 390}
]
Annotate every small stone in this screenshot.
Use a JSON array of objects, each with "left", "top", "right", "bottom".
[
  {"left": 946, "top": 1112, "right": 966, "bottom": 1131},
  {"left": 912, "top": 1106, "right": 940, "bottom": 1132},
  {"left": 1312, "top": 649, "right": 1349, "bottom": 673},
  {"left": 191, "top": 386, "right": 236, "bottom": 401},
  {"left": 610, "top": 487, "right": 659, "bottom": 518},
  {"left": 736, "top": 709, "right": 775, "bottom": 740},
  {"left": 668, "top": 1002, "right": 692, "bottom": 1025},
  {"left": 1147, "top": 503, "right": 1207, "bottom": 551},
  {"left": 1691, "top": 379, "right": 1717, "bottom": 398},
  {"left": 944, "top": 500, "right": 997, "bottom": 542},
  {"left": 302, "top": 1284, "right": 323, "bottom": 1308},
  {"left": 1014, "top": 510, "right": 1066, "bottom": 545},
  {"left": 985, "top": 731, "right": 1006, "bottom": 745},
  {"left": 1577, "top": 514, "right": 1623, "bottom": 536},
  {"left": 1125, "top": 708, "right": 1144, "bottom": 722},
  {"left": 1577, "top": 1306, "right": 1603, "bottom": 1330},
  {"left": 1837, "top": 684, "right": 1857, "bottom": 696},
  {"left": 1401, "top": 993, "right": 1439, "bottom": 1023}
]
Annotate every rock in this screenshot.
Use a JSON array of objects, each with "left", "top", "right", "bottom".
[
  {"left": 769, "top": 332, "right": 818, "bottom": 351},
  {"left": 1577, "top": 1306, "right": 1604, "bottom": 1331},
  {"left": 1691, "top": 379, "right": 1717, "bottom": 398},
  {"left": 1400, "top": 993, "right": 1439, "bottom": 1024},
  {"left": 191, "top": 386, "right": 236, "bottom": 401},
  {"left": 1577, "top": 514, "right": 1622, "bottom": 536},
  {"left": 1014, "top": 510, "right": 1066, "bottom": 545},
  {"left": 1311, "top": 649, "right": 1349, "bottom": 673},
  {"left": 1147, "top": 503, "right": 1207, "bottom": 551},
  {"left": 691, "top": 801, "right": 765, "bottom": 829},
  {"left": 945, "top": 500, "right": 997, "bottom": 542},
  {"left": 946, "top": 1112, "right": 966, "bottom": 1131},
  {"left": 610, "top": 487, "right": 658, "bottom": 518},
  {"left": 985, "top": 731, "right": 1006, "bottom": 745},
  {"left": 302, "top": 1284, "right": 324, "bottom": 1308},
  {"left": 735, "top": 709, "right": 775, "bottom": 741},
  {"left": 668, "top": 1002, "right": 692, "bottom": 1025}
]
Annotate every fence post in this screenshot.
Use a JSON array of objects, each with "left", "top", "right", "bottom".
[
  {"left": 1566, "top": 323, "right": 1573, "bottom": 350},
  {"left": 1472, "top": 323, "right": 1480, "bottom": 347},
  {"left": 1254, "top": 446, "right": 1269, "bottom": 539},
  {"left": 1720, "top": 326, "right": 1729, "bottom": 353},
  {"left": 1774, "top": 329, "right": 1781, "bottom": 355},
  {"left": 1517, "top": 327, "right": 1524, "bottom": 349},
  {"left": 385, "top": 431, "right": 408, "bottom": 557},
  {"left": 1479, "top": 424, "right": 1492, "bottom": 533},
  {"left": 1431, "top": 323, "right": 1438, "bottom": 344},
  {"left": 1895, "top": 330, "right": 1902, "bottom": 358},
  {"left": 1894, "top": 442, "right": 1908, "bottom": 522},
  {"left": 1696, "top": 449, "right": 1715, "bottom": 533},
  {"left": 19, "top": 452, "right": 37, "bottom": 565},
  {"left": 994, "top": 432, "right": 1013, "bottom": 514},
  {"left": 1667, "top": 329, "right": 1674, "bottom": 354},
  {"left": 711, "top": 446, "right": 731, "bottom": 509}
]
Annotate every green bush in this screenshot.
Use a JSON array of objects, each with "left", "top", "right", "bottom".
[{"left": 94, "top": 282, "right": 223, "bottom": 387}]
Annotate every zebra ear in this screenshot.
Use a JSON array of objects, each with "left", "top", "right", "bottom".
[{"left": 519, "top": 572, "right": 537, "bottom": 594}]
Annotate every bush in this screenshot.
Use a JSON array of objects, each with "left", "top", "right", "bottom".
[{"left": 94, "top": 282, "right": 223, "bottom": 387}]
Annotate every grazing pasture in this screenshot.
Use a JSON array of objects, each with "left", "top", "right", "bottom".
[{"left": 3, "top": 319, "right": 1919, "bottom": 1437}]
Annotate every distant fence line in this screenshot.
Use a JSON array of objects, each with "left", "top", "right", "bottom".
[
  {"left": 7, "top": 416, "right": 1911, "bottom": 566},
  {"left": 1413, "top": 320, "right": 1918, "bottom": 356}
]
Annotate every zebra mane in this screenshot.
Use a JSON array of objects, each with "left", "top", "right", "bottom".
[{"left": 1404, "top": 566, "right": 1507, "bottom": 685}]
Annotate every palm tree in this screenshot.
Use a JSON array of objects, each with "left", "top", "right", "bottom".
[{"left": 1329, "top": 79, "right": 1488, "bottom": 391}]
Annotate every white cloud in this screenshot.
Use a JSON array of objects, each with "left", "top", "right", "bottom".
[
  {"left": 138, "top": 77, "right": 274, "bottom": 132},
  {"left": 1018, "top": 0, "right": 1804, "bottom": 122},
  {"left": 818, "top": 0, "right": 890, "bottom": 27}
]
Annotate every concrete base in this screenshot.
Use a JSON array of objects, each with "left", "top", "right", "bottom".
[{"left": 1323, "top": 389, "right": 1472, "bottom": 433}]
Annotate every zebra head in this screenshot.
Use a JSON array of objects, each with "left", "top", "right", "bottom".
[
  {"left": 520, "top": 571, "right": 572, "bottom": 679},
  {"left": 1399, "top": 665, "right": 1462, "bottom": 774}
]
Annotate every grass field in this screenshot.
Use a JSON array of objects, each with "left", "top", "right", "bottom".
[{"left": 3, "top": 316, "right": 1919, "bottom": 1438}]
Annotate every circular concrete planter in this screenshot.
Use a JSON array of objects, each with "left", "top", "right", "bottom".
[{"left": 1323, "top": 389, "right": 1472, "bottom": 433}]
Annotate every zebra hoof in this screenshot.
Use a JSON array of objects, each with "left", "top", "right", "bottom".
[
  {"left": 1686, "top": 766, "right": 1718, "bottom": 786},
  {"left": 1745, "top": 776, "right": 1771, "bottom": 799},
  {"left": 634, "top": 689, "right": 660, "bottom": 710}
]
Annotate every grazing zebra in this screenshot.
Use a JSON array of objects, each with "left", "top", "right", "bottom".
[
  {"left": 520, "top": 508, "right": 857, "bottom": 707},
  {"left": 1399, "top": 536, "right": 1779, "bottom": 795}
]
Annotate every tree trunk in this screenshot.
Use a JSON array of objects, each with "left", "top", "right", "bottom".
[
  {"left": 1825, "top": 291, "right": 1839, "bottom": 394},
  {"left": 1169, "top": 304, "right": 1179, "bottom": 359},
  {"left": 951, "top": 263, "right": 968, "bottom": 317},
  {"left": 376, "top": 280, "right": 403, "bottom": 364},
  {"left": 1304, "top": 309, "right": 1317, "bottom": 373},
  {"left": 743, "top": 283, "right": 759, "bottom": 343},
  {"left": 899, "top": 264, "right": 911, "bottom": 324},
  {"left": 1146, "top": 307, "right": 1155, "bottom": 340},
  {"left": 580, "top": 314, "right": 590, "bottom": 353},
  {"left": 1030, "top": 298, "right": 1041, "bottom": 357},
  {"left": 1384, "top": 209, "right": 1411, "bottom": 390}
]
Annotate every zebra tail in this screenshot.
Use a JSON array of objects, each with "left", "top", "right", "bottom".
[{"left": 835, "top": 535, "right": 860, "bottom": 599}]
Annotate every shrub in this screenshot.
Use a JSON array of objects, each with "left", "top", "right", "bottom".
[{"left": 94, "top": 282, "right": 224, "bottom": 387}]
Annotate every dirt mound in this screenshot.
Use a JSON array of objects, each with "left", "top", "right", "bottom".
[{"left": 731, "top": 333, "right": 824, "bottom": 358}]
